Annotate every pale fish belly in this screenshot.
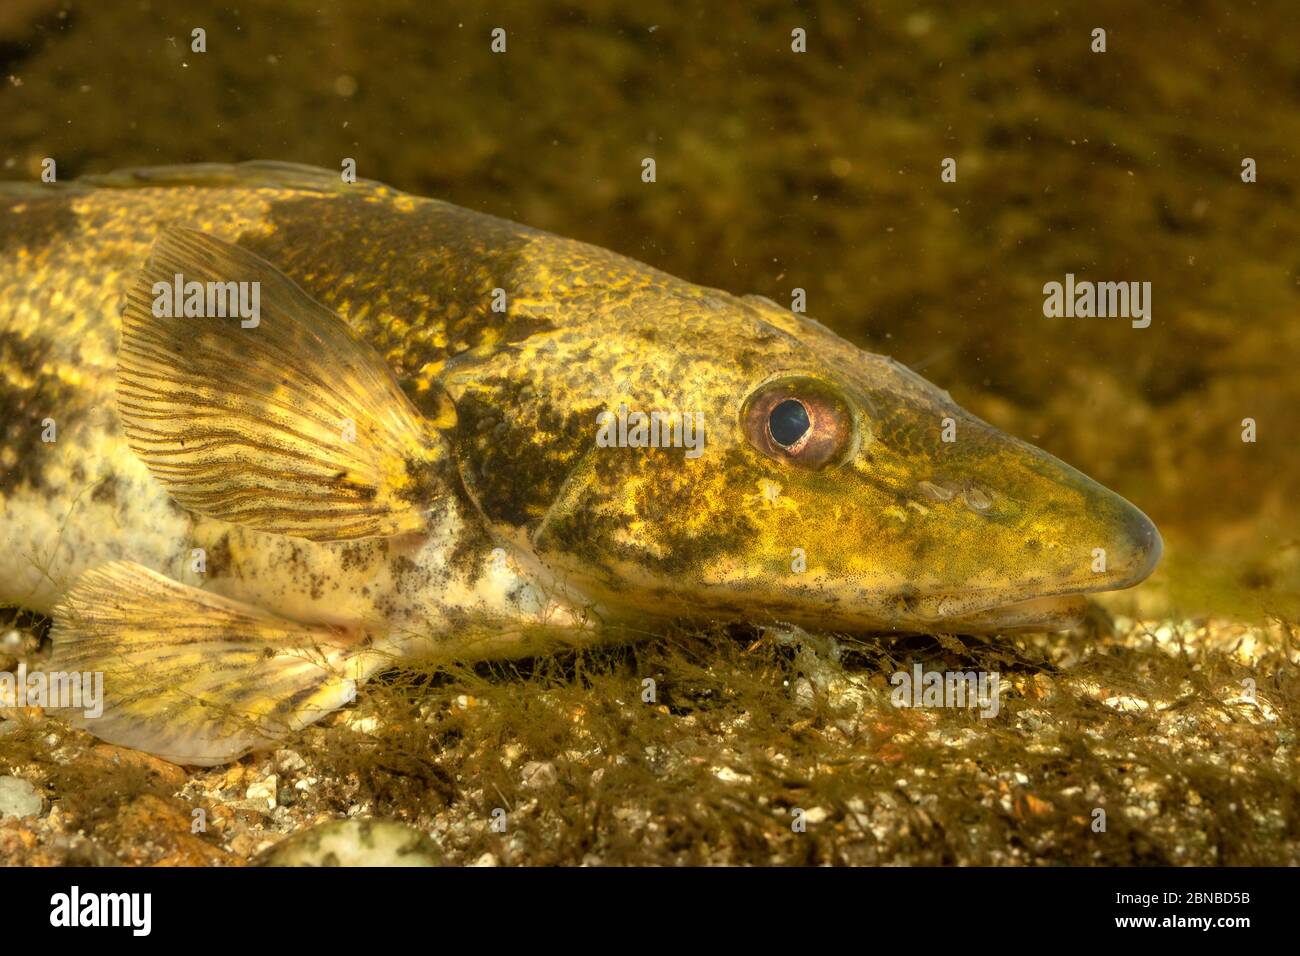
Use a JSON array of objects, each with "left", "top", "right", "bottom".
[
  {"left": 4, "top": 443, "right": 501, "bottom": 635},
  {"left": 3, "top": 431, "right": 586, "bottom": 660},
  {"left": 0, "top": 411, "right": 192, "bottom": 613},
  {"left": 187, "top": 508, "right": 593, "bottom": 660}
]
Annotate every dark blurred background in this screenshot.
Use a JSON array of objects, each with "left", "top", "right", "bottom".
[{"left": 2, "top": 0, "right": 1297, "bottom": 620}]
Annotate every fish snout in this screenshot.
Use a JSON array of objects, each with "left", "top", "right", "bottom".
[
  {"left": 913, "top": 456, "right": 1162, "bottom": 596},
  {"left": 1102, "top": 499, "right": 1163, "bottom": 589}
]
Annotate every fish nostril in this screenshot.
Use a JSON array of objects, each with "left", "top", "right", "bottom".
[
  {"left": 917, "top": 480, "right": 954, "bottom": 503},
  {"left": 963, "top": 484, "right": 993, "bottom": 512}
]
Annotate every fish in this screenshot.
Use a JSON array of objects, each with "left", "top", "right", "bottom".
[{"left": 0, "top": 162, "right": 1162, "bottom": 765}]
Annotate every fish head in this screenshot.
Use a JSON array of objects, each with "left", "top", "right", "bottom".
[
  {"left": 708, "top": 297, "right": 1164, "bottom": 633},
  {"left": 447, "top": 267, "right": 1161, "bottom": 635}
]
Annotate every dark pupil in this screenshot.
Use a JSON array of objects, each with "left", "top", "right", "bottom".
[{"left": 769, "top": 399, "right": 811, "bottom": 448}]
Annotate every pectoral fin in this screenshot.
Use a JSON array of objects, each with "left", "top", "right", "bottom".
[
  {"left": 117, "top": 227, "right": 455, "bottom": 542},
  {"left": 49, "top": 561, "right": 385, "bottom": 766}
]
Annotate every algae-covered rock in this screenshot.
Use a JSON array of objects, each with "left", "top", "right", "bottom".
[
  {"left": 96, "top": 794, "right": 235, "bottom": 866},
  {"left": 257, "top": 819, "right": 442, "bottom": 867}
]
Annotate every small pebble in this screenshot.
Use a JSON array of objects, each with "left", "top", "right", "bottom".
[
  {"left": 257, "top": 819, "right": 441, "bottom": 867},
  {"left": 802, "top": 806, "right": 830, "bottom": 825},
  {"left": 0, "top": 776, "right": 43, "bottom": 819},
  {"left": 245, "top": 775, "right": 278, "bottom": 810},
  {"left": 275, "top": 749, "right": 307, "bottom": 773},
  {"left": 521, "top": 761, "right": 557, "bottom": 789}
]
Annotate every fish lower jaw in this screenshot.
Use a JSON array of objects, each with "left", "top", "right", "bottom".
[
  {"left": 921, "top": 593, "right": 1090, "bottom": 633},
  {"left": 908, "top": 562, "right": 1158, "bottom": 631}
]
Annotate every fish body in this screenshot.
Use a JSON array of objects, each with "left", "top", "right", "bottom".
[
  {"left": 1, "top": 164, "right": 611, "bottom": 644},
  {"left": 0, "top": 163, "right": 1161, "bottom": 763}
]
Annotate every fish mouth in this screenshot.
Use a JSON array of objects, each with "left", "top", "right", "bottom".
[{"left": 926, "top": 593, "right": 1090, "bottom": 633}]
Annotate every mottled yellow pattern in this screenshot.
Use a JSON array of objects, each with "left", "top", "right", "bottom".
[
  {"left": 0, "top": 163, "right": 1161, "bottom": 763},
  {"left": 2, "top": 162, "right": 1160, "bottom": 635}
]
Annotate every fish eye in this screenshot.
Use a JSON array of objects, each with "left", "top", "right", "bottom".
[
  {"left": 769, "top": 399, "right": 811, "bottom": 449},
  {"left": 742, "top": 377, "right": 854, "bottom": 469}
]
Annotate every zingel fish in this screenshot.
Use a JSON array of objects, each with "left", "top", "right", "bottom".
[{"left": 0, "top": 163, "right": 1161, "bottom": 764}]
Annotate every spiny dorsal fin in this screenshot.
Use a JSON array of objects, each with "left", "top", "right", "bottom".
[
  {"left": 118, "top": 227, "right": 455, "bottom": 541},
  {"left": 49, "top": 561, "right": 387, "bottom": 766},
  {"left": 80, "top": 160, "right": 394, "bottom": 195}
]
